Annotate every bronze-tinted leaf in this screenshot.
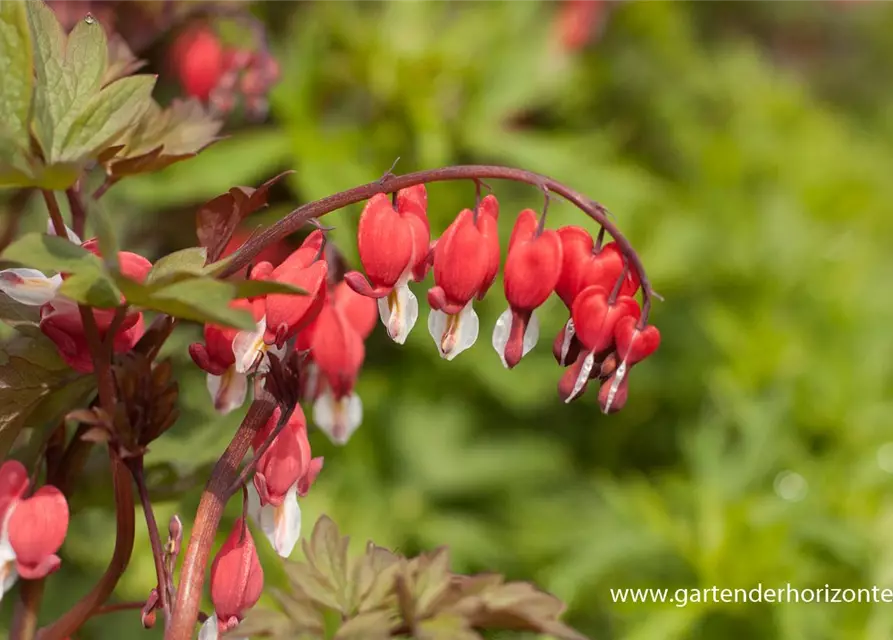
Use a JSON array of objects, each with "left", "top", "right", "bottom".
[
  {"left": 271, "top": 587, "right": 325, "bottom": 635},
  {"left": 303, "top": 514, "right": 351, "bottom": 613},
  {"left": 196, "top": 170, "right": 293, "bottom": 262},
  {"left": 332, "top": 611, "right": 394, "bottom": 640},
  {"left": 414, "top": 613, "right": 481, "bottom": 640},
  {"left": 350, "top": 541, "right": 401, "bottom": 614},
  {"left": 411, "top": 547, "right": 452, "bottom": 619},
  {"left": 230, "top": 606, "right": 293, "bottom": 637},
  {"left": 447, "top": 580, "right": 589, "bottom": 640},
  {"left": 285, "top": 560, "right": 342, "bottom": 613},
  {"left": 103, "top": 99, "right": 223, "bottom": 180}
]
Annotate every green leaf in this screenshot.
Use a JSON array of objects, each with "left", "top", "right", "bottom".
[
  {"left": 27, "top": 0, "right": 70, "bottom": 159},
  {"left": 89, "top": 198, "right": 119, "bottom": 270},
  {"left": 24, "top": 3, "right": 156, "bottom": 183},
  {"left": 0, "top": 333, "right": 83, "bottom": 458},
  {"left": 57, "top": 269, "right": 121, "bottom": 308},
  {"left": 0, "top": 1, "right": 34, "bottom": 151},
  {"left": 2, "top": 232, "right": 102, "bottom": 273},
  {"left": 231, "top": 279, "right": 307, "bottom": 299},
  {"left": 0, "top": 295, "right": 41, "bottom": 334},
  {"left": 57, "top": 74, "right": 155, "bottom": 163},
  {"left": 146, "top": 247, "right": 208, "bottom": 286},
  {"left": 116, "top": 276, "right": 255, "bottom": 330}
]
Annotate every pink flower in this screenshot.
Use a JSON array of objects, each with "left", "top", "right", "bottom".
[
  {"left": 344, "top": 185, "right": 431, "bottom": 344},
  {"left": 557, "top": 285, "right": 640, "bottom": 404},
  {"left": 247, "top": 406, "right": 323, "bottom": 557},
  {"left": 39, "top": 300, "right": 145, "bottom": 373},
  {"left": 552, "top": 227, "right": 641, "bottom": 365},
  {"left": 0, "top": 461, "right": 70, "bottom": 602},
  {"left": 189, "top": 299, "right": 264, "bottom": 415},
  {"left": 200, "top": 518, "right": 263, "bottom": 639},
  {"left": 427, "top": 196, "right": 501, "bottom": 360},
  {"left": 491, "top": 209, "right": 563, "bottom": 368},
  {"left": 301, "top": 282, "right": 377, "bottom": 445}
]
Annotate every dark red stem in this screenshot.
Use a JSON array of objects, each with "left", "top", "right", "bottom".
[{"left": 127, "top": 458, "right": 169, "bottom": 622}]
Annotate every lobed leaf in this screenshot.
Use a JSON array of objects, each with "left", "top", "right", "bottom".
[
  {"left": 2, "top": 232, "right": 102, "bottom": 273},
  {"left": 0, "top": 333, "right": 85, "bottom": 458},
  {"left": 146, "top": 247, "right": 208, "bottom": 286},
  {"left": 102, "top": 99, "right": 222, "bottom": 178},
  {"left": 196, "top": 171, "right": 294, "bottom": 262},
  {"left": 0, "top": 1, "right": 34, "bottom": 152},
  {"left": 115, "top": 275, "right": 256, "bottom": 330}
]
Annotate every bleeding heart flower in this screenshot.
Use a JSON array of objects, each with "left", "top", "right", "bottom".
[
  {"left": 345, "top": 186, "right": 430, "bottom": 344},
  {"left": 613, "top": 316, "right": 661, "bottom": 367},
  {"left": 427, "top": 198, "right": 500, "bottom": 360},
  {"left": 557, "top": 285, "right": 640, "bottom": 404},
  {"left": 39, "top": 298, "right": 146, "bottom": 373},
  {"left": 248, "top": 406, "right": 323, "bottom": 557},
  {"left": 258, "top": 231, "right": 329, "bottom": 348},
  {"left": 553, "top": 227, "right": 640, "bottom": 366},
  {"left": 189, "top": 299, "right": 265, "bottom": 415},
  {"left": 492, "top": 209, "right": 562, "bottom": 369},
  {"left": 301, "top": 282, "right": 376, "bottom": 445},
  {"left": 200, "top": 518, "right": 263, "bottom": 639},
  {"left": 6, "top": 486, "right": 69, "bottom": 581}
]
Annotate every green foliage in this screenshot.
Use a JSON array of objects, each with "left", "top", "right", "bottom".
[
  {"left": 0, "top": 332, "right": 90, "bottom": 458},
  {"left": 10, "top": 1, "right": 156, "bottom": 188},
  {"left": 239, "top": 516, "right": 587, "bottom": 640},
  {"left": 2, "top": 3, "right": 892, "bottom": 640}
]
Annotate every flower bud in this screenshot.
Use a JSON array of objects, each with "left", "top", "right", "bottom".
[{"left": 208, "top": 518, "right": 263, "bottom": 635}]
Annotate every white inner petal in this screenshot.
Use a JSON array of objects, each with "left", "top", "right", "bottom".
[
  {"left": 0, "top": 538, "right": 17, "bottom": 603},
  {"left": 312, "top": 389, "right": 363, "bottom": 445},
  {"left": 604, "top": 360, "right": 628, "bottom": 413},
  {"left": 559, "top": 317, "right": 576, "bottom": 366},
  {"left": 431, "top": 301, "right": 479, "bottom": 361},
  {"left": 232, "top": 316, "right": 268, "bottom": 373},
  {"left": 46, "top": 219, "right": 82, "bottom": 244},
  {"left": 522, "top": 309, "right": 540, "bottom": 357},
  {"left": 198, "top": 614, "right": 219, "bottom": 640},
  {"left": 378, "top": 282, "right": 418, "bottom": 345},
  {"left": 491, "top": 308, "right": 540, "bottom": 368},
  {"left": 249, "top": 482, "right": 302, "bottom": 558},
  {"left": 0, "top": 269, "right": 62, "bottom": 306},
  {"left": 207, "top": 369, "right": 248, "bottom": 415},
  {"left": 566, "top": 351, "right": 596, "bottom": 404},
  {"left": 491, "top": 307, "right": 512, "bottom": 368}
]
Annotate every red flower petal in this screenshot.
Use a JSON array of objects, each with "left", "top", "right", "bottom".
[
  {"left": 8, "top": 485, "right": 69, "bottom": 579},
  {"left": 210, "top": 518, "right": 264, "bottom": 626}
]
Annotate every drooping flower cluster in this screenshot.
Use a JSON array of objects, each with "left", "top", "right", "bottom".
[
  {"left": 0, "top": 461, "right": 70, "bottom": 602},
  {"left": 345, "top": 188, "right": 661, "bottom": 412},
  {"left": 191, "top": 230, "right": 379, "bottom": 445},
  {"left": 0, "top": 224, "right": 150, "bottom": 373},
  {"left": 190, "top": 185, "right": 659, "bottom": 445}
]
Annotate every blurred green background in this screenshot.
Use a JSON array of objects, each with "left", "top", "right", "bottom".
[{"left": 4, "top": 1, "right": 893, "bottom": 638}]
